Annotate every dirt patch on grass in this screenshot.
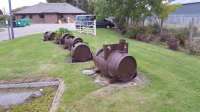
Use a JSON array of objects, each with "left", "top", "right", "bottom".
[
  {"left": 82, "top": 69, "right": 149, "bottom": 98},
  {"left": 90, "top": 74, "right": 148, "bottom": 98}
]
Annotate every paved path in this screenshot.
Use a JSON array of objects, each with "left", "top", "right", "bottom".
[{"left": 0, "top": 23, "right": 75, "bottom": 41}]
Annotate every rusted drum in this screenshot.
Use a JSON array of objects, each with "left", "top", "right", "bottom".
[
  {"left": 64, "top": 37, "right": 83, "bottom": 50},
  {"left": 93, "top": 39, "right": 137, "bottom": 82},
  {"left": 43, "top": 32, "right": 56, "bottom": 41},
  {"left": 107, "top": 52, "right": 137, "bottom": 82},
  {"left": 71, "top": 43, "right": 92, "bottom": 62},
  {"left": 60, "top": 33, "right": 71, "bottom": 45},
  {"left": 43, "top": 32, "right": 49, "bottom": 41}
]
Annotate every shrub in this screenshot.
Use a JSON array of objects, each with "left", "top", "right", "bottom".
[
  {"left": 55, "top": 28, "right": 72, "bottom": 37},
  {"left": 189, "top": 39, "right": 200, "bottom": 55},
  {"left": 126, "top": 26, "right": 160, "bottom": 43},
  {"left": 168, "top": 28, "right": 190, "bottom": 48},
  {"left": 126, "top": 27, "right": 143, "bottom": 39},
  {"left": 54, "top": 28, "right": 72, "bottom": 44},
  {"left": 160, "top": 31, "right": 171, "bottom": 42},
  {"left": 149, "top": 24, "right": 161, "bottom": 35}
]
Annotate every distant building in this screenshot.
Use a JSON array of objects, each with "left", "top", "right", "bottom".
[
  {"left": 13, "top": 3, "right": 86, "bottom": 24},
  {"left": 165, "top": 1, "right": 200, "bottom": 26}
]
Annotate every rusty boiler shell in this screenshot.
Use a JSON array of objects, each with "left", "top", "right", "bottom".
[
  {"left": 64, "top": 37, "right": 83, "bottom": 50},
  {"left": 107, "top": 51, "right": 137, "bottom": 82},
  {"left": 43, "top": 32, "right": 49, "bottom": 41},
  {"left": 43, "top": 32, "right": 56, "bottom": 41},
  {"left": 93, "top": 48, "right": 137, "bottom": 82},
  {"left": 71, "top": 43, "right": 92, "bottom": 62}
]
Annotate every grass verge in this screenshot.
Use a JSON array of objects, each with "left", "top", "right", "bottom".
[{"left": 0, "top": 29, "right": 200, "bottom": 112}]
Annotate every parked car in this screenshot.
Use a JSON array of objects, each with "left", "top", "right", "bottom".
[{"left": 96, "top": 19, "right": 115, "bottom": 28}]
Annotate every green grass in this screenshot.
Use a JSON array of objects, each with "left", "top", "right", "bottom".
[{"left": 0, "top": 29, "right": 200, "bottom": 112}]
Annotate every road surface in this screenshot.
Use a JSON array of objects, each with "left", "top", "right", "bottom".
[{"left": 0, "top": 23, "right": 75, "bottom": 41}]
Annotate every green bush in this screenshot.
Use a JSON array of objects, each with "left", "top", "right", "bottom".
[
  {"left": 55, "top": 28, "right": 72, "bottom": 37},
  {"left": 168, "top": 28, "right": 189, "bottom": 48},
  {"left": 126, "top": 27, "right": 143, "bottom": 39},
  {"left": 126, "top": 24, "right": 161, "bottom": 39},
  {"left": 126, "top": 25, "right": 159, "bottom": 42},
  {"left": 55, "top": 28, "right": 72, "bottom": 39},
  {"left": 189, "top": 39, "right": 200, "bottom": 55}
]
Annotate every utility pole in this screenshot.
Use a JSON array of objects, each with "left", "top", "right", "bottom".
[{"left": 8, "top": 0, "right": 15, "bottom": 40}]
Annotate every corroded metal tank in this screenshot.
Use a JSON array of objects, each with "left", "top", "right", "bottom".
[
  {"left": 93, "top": 39, "right": 137, "bottom": 82},
  {"left": 63, "top": 35, "right": 92, "bottom": 62},
  {"left": 43, "top": 32, "right": 56, "bottom": 41},
  {"left": 71, "top": 43, "right": 93, "bottom": 62},
  {"left": 60, "top": 33, "right": 72, "bottom": 45},
  {"left": 64, "top": 36, "right": 83, "bottom": 50}
]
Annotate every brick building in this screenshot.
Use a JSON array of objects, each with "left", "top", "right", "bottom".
[{"left": 13, "top": 3, "right": 86, "bottom": 24}]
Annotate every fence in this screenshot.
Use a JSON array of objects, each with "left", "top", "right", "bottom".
[
  {"left": 76, "top": 20, "right": 96, "bottom": 36},
  {"left": 163, "top": 15, "right": 200, "bottom": 38},
  {"left": 164, "top": 15, "right": 200, "bottom": 27}
]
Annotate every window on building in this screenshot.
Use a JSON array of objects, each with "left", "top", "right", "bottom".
[
  {"left": 58, "top": 14, "right": 64, "bottom": 19},
  {"left": 39, "top": 14, "right": 44, "bottom": 18},
  {"left": 29, "top": 15, "right": 32, "bottom": 19}
]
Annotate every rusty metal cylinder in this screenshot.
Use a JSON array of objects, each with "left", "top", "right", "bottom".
[
  {"left": 71, "top": 43, "right": 92, "bottom": 62},
  {"left": 60, "top": 33, "right": 72, "bottom": 45},
  {"left": 64, "top": 36, "right": 83, "bottom": 50},
  {"left": 93, "top": 40, "right": 137, "bottom": 82},
  {"left": 43, "top": 32, "right": 56, "bottom": 41}
]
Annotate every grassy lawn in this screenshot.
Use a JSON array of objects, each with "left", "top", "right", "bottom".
[{"left": 0, "top": 29, "right": 200, "bottom": 112}]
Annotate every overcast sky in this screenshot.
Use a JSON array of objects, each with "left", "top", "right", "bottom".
[
  {"left": 171, "top": 0, "right": 200, "bottom": 4},
  {"left": 0, "top": 0, "right": 46, "bottom": 13},
  {"left": 1, "top": 0, "right": 200, "bottom": 13}
]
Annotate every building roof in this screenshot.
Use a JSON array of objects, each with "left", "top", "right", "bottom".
[
  {"left": 14, "top": 3, "right": 86, "bottom": 14},
  {"left": 171, "top": 2, "right": 200, "bottom": 15}
]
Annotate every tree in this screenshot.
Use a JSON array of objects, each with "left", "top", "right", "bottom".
[
  {"left": 154, "top": 3, "right": 181, "bottom": 33},
  {"left": 95, "top": 0, "right": 163, "bottom": 30}
]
